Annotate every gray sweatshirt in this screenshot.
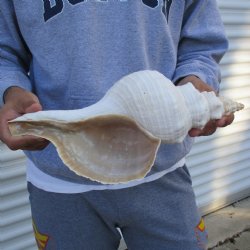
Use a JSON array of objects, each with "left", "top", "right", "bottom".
[{"left": 0, "top": 0, "right": 228, "bottom": 184}]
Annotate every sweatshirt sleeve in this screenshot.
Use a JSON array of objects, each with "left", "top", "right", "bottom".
[
  {"left": 0, "top": 1, "right": 32, "bottom": 107},
  {"left": 172, "top": 0, "right": 229, "bottom": 92}
]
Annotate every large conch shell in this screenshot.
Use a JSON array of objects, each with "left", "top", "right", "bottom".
[{"left": 8, "top": 70, "right": 244, "bottom": 184}]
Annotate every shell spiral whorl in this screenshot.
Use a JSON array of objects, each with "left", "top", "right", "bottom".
[
  {"left": 103, "top": 70, "right": 244, "bottom": 143},
  {"left": 103, "top": 70, "right": 192, "bottom": 143}
]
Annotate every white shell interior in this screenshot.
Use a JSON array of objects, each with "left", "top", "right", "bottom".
[{"left": 9, "top": 115, "right": 160, "bottom": 184}]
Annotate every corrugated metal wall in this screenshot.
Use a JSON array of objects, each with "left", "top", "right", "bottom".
[
  {"left": 1, "top": 1, "right": 250, "bottom": 249},
  {"left": 187, "top": 0, "right": 250, "bottom": 214},
  {"left": 0, "top": 144, "right": 35, "bottom": 250}
]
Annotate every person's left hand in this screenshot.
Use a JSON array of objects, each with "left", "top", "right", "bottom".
[{"left": 177, "top": 75, "right": 235, "bottom": 137}]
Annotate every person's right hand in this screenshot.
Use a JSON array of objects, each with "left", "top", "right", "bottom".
[{"left": 0, "top": 86, "right": 49, "bottom": 151}]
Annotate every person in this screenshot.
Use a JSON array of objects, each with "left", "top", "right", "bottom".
[{"left": 0, "top": 1, "right": 234, "bottom": 249}]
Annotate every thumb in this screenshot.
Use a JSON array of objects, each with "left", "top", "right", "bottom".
[
  {"left": 24, "top": 102, "right": 42, "bottom": 113},
  {"left": 5, "top": 87, "right": 42, "bottom": 115},
  {"left": 15, "top": 92, "right": 42, "bottom": 114}
]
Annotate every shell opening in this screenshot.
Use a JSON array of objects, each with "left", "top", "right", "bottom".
[{"left": 9, "top": 115, "right": 161, "bottom": 184}]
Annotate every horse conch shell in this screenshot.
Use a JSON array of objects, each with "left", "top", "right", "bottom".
[{"left": 8, "top": 70, "right": 244, "bottom": 184}]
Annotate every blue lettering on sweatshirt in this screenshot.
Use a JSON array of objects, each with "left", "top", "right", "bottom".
[
  {"left": 43, "top": 0, "right": 64, "bottom": 22},
  {"left": 43, "top": 0, "right": 172, "bottom": 22},
  {"left": 162, "top": 0, "right": 172, "bottom": 21},
  {"left": 142, "top": 0, "right": 172, "bottom": 21},
  {"left": 141, "top": 0, "right": 158, "bottom": 8},
  {"left": 43, "top": 0, "right": 88, "bottom": 21}
]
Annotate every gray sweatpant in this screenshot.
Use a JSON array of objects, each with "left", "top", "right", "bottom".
[{"left": 28, "top": 166, "right": 207, "bottom": 250}]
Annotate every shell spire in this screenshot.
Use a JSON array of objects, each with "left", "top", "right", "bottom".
[{"left": 219, "top": 96, "right": 245, "bottom": 115}]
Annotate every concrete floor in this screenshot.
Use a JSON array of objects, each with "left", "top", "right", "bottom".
[
  {"left": 206, "top": 197, "right": 250, "bottom": 250},
  {"left": 208, "top": 231, "right": 250, "bottom": 250}
]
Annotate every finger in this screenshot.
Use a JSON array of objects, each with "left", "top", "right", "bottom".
[
  {"left": 216, "top": 114, "right": 235, "bottom": 127},
  {"left": 189, "top": 128, "right": 202, "bottom": 137},
  {"left": 189, "top": 120, "right": 217, "bottom": 137},
  {"left": 199, "top": 120, "right": 217, "bottom": 136},
  {"left": 25, "top": 102, "right": 42, "bottom": 113},
  {"left": 177, "top": 75, "right": 215, "bottom": 93},
  {"left": 1, "top": 121, "right": 49, "bottom": 151},
  {"left": 10, "top": 91, "right": 42, "bottom": 115},
  {"left": 20, "top": 138, "right": 50, "bottom": 151},
  {"left": 0, "top": 112, "right": 44, "bottom": 148},
  {"left": 0, "top": 113, "right": 17, "bottom": 145},
  {"left": 6, "top": 135, "right": 49, "bottom": 151}
]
